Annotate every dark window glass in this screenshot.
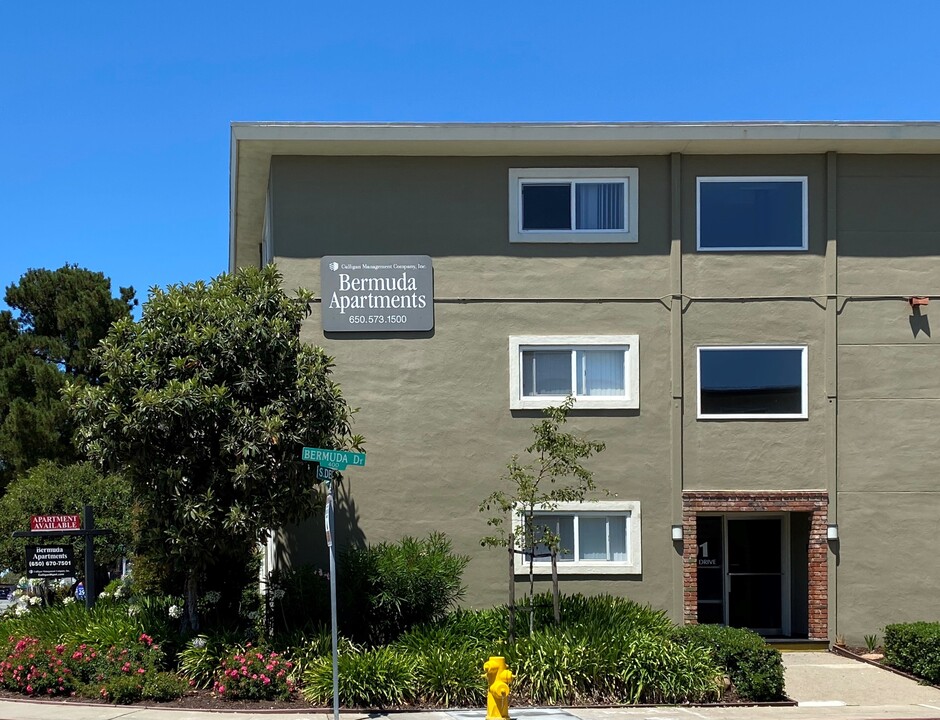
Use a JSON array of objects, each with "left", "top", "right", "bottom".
[
  {"left": 522, "top": 183, "right": 571, "bottom": 230},
  {"left": 699, "top": 180, "right": 804, "bottom": 250},
  {"left": 522, "top": 350, "right": 571, "bottom": 396},
  {"left": 700, "top": 348, "right": 804, "bottom": 416}
]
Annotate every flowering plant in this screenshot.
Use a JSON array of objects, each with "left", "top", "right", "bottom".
[{"left": 213, "top": 644, "right": 295, "bottom": 701}]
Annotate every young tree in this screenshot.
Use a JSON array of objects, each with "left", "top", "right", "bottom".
[
  {"left": 0, "top": 266, "right": 136, "bottom": 493},
  {"left": 68, "top": 266, "right": 360, "bottom": 630},
  {"left": 480, "top": 397, "right": 606, "bottom": 637}
]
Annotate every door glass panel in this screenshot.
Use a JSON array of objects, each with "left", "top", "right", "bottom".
[
  {"left": 696, "top": 516, "right": 724, "bottom": 624},
  {"left": 728, "top": 519, "right": 781, "bottom": 573},
  {"left": 729, "top": 575, "right": 782, "bottom": 630}
]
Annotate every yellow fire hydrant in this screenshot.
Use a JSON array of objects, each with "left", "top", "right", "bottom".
[{"left": 484, "top": 656, "right": 513, "bottom": 720}]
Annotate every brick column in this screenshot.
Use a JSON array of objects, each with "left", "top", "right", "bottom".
[{"left": 682, "top": 491, "right": 829, "bottom": 640}]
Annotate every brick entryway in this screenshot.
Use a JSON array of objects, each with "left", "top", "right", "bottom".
[{"left": 682, "top": 490, "right": 829, "bottom": 640}]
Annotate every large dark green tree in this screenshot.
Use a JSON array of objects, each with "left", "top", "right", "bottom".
[
  {"left": 68, "top": 266, "right": 360, "bottom": 630},
  {"left": 0, "top": 266, "right": 135, "bottom": 492}
]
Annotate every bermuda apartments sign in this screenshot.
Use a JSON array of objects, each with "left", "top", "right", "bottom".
[{"left": 321, "top": 255, "right": 434, "bottom": 332}]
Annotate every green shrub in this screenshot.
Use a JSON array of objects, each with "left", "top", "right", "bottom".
[
  {"left": 267, "top": 565, "right": 330, "bottom": 635},
  {"left": 414, "top": 644, "right": 484, "bottom": 707},
  {"left": 178, "top": 633, "right": 241, "bottom": 689},
  {"left": 99, "top": 674, "right": 144, "bottom": 704},
  {"left": 441, "top": 606, "right": 508, "bottom": 644},
  {"left": 214, "top": 645, "right": 296, "bottom": 701},
  {"left": 884, "top": 622, "right": 940, "bottom": 684},
  {"left": 672, "top": 624, "right": 785, "bottom": 701},
  {"left": 302, "top": 646, "right": 416, "bottom": 706},
  {"left": 339, "top": 532, "right": 468, "bottom": 645},
  {"left": 521, "top": 593, "right": 674, "bottom": 638},
  {"left": 143, "top": 671, "right": 188, "bottom": 701}
]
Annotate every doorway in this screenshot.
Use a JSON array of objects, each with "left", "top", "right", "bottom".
[{"left": 696, "top": 514, "right": 797, "bottom": 636}]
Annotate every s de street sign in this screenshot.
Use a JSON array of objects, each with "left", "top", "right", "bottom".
[
  {"left": 316, "top": 466, "right": 335, "bottom": 482},
  {"left": 301, "top": 447, "right": 366, "bottom": 471}
]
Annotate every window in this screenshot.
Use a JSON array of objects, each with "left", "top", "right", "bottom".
[
  {"left": 509, "top": 168, "right": 639, "bottom": 243},
  {"left": 509, "top": 335, "right": 639, "bottom": 410},
  {"left": 697, "top": 346, "right": 808, "bottom": 419},
  {"left": 511, "top": 501, "right": 642, "bottom": 575},
  {"left": 697, "top": 177, "right": 808, "bottom": 251}
]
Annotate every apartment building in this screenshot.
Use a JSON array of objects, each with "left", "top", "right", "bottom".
[{"left": 229, "top": 122, "right": 940, "bottom": 642}]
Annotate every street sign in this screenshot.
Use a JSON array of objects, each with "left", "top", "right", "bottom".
[
  {"left": 301, "top": 447, "right": 366, "bottom": 471},
  {"left": 316, "top": 466, "right": 335, "bottom": 482},
  {"left": 31, "top": 515, "right": 81, "bottom": 532},
  {"left": 26, "top": 545, "right": 75, "bottom": 579}
]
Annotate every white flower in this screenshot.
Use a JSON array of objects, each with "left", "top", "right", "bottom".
[
  {"left": 168, "top": 604, "right": 183, "bottom": 619},
  {"left": 127, "top": 605, "right": 139, "bottom": 616},
  {"left": 28, "top": 596, "right": 42, "bottom": 606},
  {"left": 113, "top": 586, "right": 123, "bottom": 598},
  {"left": 14, "top": 606, "right": 28, "bottom": 616},
  {"left": 272, "top": 588, "right": 285, "bottom": 600},
  {"left": 99, "top": 591, "right": 110, "bottom": 599},
  {"left": 191, "top": 637, "right": 207, "bottom": 649},
  {"left": 62, "top": 596, "right": 75, "bottom": 605},
  {"left": 247, "top": 611, "right": 258, "bottom": 621},
  {"left": 204, "top": 591, "right": 221, "bottom": 604}
]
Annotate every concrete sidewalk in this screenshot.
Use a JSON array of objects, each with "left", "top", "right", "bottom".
[{"left": 1, "top": 652, "right": 939, "bottom": 720}]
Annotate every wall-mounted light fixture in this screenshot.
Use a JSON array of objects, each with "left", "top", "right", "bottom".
[
  {"left": 827, "top": 523, "right": 839, "bottom": 541},
  {"left": 671, "top": 524, "right": 684, "bottom": 541},
  {"left": 909, "top": 297, "right": 929, "bottom": 312}
]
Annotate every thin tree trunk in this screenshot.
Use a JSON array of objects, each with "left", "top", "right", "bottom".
[
  {"left": 184, "top": 571, "right": 200, "bottom": 632},
  {"left": 551, "top": 547, "right": 560, "bottom": 625},
  {"left": 508, "top": 541, "right": 515, "bottom": 644}
]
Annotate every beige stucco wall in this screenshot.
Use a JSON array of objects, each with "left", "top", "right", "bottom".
[{"left": 257, "top": 152, "right": 940, "bottom": 639}]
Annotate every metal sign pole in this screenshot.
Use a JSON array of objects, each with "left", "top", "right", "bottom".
[{"left": 325, "top": 478, "right": 339, "bottom": 720}]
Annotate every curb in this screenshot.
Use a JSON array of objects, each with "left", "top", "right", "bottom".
[{"left": 0, "top": 696, "right": 797, "bottom": 715}]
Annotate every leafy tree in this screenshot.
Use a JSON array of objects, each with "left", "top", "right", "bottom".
[
  {"left": 480, "top": 397, "right": 606, "bottom": 637},
  {"left": 0, "top": 461, "right": 133, "bottom": 575},
  {"left": 68, "top": 266, "right": 360, "bottom": 630},
  {"left": 0, "top": 266, "right": 135, "bottom": 491}
]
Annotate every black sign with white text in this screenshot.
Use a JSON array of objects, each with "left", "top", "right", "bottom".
[{"left": 26, "top": 545, "right": 75, "bottom": 579}]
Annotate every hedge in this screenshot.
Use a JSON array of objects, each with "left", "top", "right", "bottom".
[
  {"left": 672, "top": 624, "right": 786, "bottom": 701},
  {"left": 884, "top": 622, "right": 940, "bottom": 684}
]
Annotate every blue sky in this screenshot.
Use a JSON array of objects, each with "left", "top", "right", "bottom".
[{"left": 1, "top": 1, "right": 938, "bottom": 313}]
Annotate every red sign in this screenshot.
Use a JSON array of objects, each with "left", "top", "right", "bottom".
[{"left": 30, "top": 515, "right": 82, "bottom": 532}]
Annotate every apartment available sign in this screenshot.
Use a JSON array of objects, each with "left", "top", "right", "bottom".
[
  {"left": 31, "top": 515, "right": 82, "bottom": 532},
  {"left": 26, "top": 545, "right": 75, "bottom": 579},
  {"left": 321, "top": 255, "right": 433, "bottom": 332}
]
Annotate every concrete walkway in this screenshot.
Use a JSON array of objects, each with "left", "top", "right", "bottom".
[
  {"left": 782, "top": 651, "right": 940, "bottom": 707},
  {"left": 0, "top": 652, "right": 939, "bottom": 720}
]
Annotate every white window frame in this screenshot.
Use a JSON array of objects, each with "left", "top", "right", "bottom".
[
  {"left": 509, "top": 335, "right": 639, "bottom": 410},
  {"left": 509, "top": 168, "right": 639, "bottom": 244},
  {"left": 696, "top": 176, "right": 809, "bottom": 252},
  {"left": 697, "top": 345, "right": 809, "bottom": 420},
  {"left": 511, "top": 501, "right": 642, "bottom": 575}
]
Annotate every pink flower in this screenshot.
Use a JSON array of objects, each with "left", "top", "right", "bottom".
[
  {"left": 137, "top": 667, "right": 146, "bottom": 674},
  {"left": 262, "top": 676, "right": 271, "bottom": 685},
  {"left": 218, "top": 685, "right": 225, "bottom": 694}
]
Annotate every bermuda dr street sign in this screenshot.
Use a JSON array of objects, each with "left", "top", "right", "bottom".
[{"left": 301, "top": 447, "right": 366, "bottom": 471}]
